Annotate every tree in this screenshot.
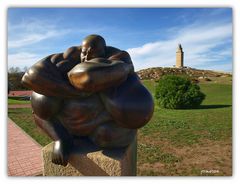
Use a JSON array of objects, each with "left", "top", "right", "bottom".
[
  {"left": 8, "top": 66, "right": 29, "bottom": 91},
  {"left": 8, "top": 67, "right": 21, "bottom": 74}
]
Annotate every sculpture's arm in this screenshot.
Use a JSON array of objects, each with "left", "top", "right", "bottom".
[
  {"left": 68, "top": 51, "right": 134, "bottom": 92},
  {"left": 108, "top": 50, "right": 134, "bottom": 66},
  {"left": 51, "top": 46, "right": 81, "bottom": 75},
  {"left": 21, "top": 54, "right": 90, "bottom": 98}
]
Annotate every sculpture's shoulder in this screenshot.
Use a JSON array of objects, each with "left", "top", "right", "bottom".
[
  {"left": 50, "top": 45, "right": 82, "bottom": 65},
  {"left": 105, "top": 46, "right": 121, "bottom": 55},
  {"left": 63, "top": 46, "right": 82, "bottom": 61},
  {"left": 106, "top": 46, "right": 132, "bottom": 64}
]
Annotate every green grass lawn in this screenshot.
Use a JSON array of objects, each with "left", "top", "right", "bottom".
[
  {"left": 8, "top": 98, "right": 31, "bottom": 105},
  {"left": 140, "top": 81, "right": 232, "bottom": 143},
  {"left": 8, "top": 108, "right": 51, "bottom": 146},
  {"left": 138, "top": 79, "right": 232, "bottom": 176},
  {"left": 8, "top": 77, "right": 232, "bottom": 176}
]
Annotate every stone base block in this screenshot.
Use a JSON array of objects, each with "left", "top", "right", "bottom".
[{"left": 42, "top": 137, "right": 136, "bottom": 176}]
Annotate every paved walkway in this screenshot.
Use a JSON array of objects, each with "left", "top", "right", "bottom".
[{"left": 8, "top": 118, "right": 43, "bottom": 176}]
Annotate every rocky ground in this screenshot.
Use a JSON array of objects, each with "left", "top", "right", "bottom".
[{"left": 136, "top": 67, "right": 232, "bottom": 81}]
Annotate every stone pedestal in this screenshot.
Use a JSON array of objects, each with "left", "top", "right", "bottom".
[{"left": 42, "top": 137, "right": 137, "bottom": 176}]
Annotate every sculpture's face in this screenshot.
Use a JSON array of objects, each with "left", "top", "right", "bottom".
[{"left": 81, "top": 40, "right": 105, "bottom": 62}]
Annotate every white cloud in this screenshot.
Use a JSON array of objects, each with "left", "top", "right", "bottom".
[
  {"left": 8, "top": 52, "right": 41, "bottom": 69},
  {"left": 8, "top": 31, "right": 66, "bottom": 49},
  {"left": 128, "top": 22, "right": 232, "bottom": 72},
  {"left": 8, "top": 19, "right": 71, "bottom": 49},
  {"left": 7, "top": 18, "right": 111, "bottom": 69},
  {"left": 8, "top": 17, "right": 110, "bottom": 49}
]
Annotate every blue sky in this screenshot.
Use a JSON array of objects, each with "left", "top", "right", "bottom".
[{"left": 8, "top": 8, "right": 232, "bottom": 72}]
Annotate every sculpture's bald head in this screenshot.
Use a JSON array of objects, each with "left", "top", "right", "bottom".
[{"left": 81, "top": 35, "right": 106, "bottom": 62}]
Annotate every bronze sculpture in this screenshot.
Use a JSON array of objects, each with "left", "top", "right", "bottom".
[{"left": 22, "top": 35, "right": 154, "bottom": 166}]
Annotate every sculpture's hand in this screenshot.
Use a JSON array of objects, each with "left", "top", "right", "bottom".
[{"left": 52, "top": 140, "right": 72, "bottom": 166}]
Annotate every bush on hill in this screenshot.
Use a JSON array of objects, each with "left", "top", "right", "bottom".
[{"left": 155, "top": 75, "right": 205, "bottom": 109}]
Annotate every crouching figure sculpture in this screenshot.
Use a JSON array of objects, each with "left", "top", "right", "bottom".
[{"left": 22, "top": 34, "right": 154, "bottom": 166}]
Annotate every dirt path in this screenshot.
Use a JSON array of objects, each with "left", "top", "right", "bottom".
[{"left": 8, "top": 104, "right": 32, "bottom": 108}]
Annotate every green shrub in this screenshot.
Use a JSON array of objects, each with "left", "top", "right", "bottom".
[{"left": 155, "top": 75, "right": 205, "bottom": 109}]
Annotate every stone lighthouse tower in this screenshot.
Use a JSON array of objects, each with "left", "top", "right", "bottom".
[{"left": 176, "top": 44, "right": 184, "bottom": 68}]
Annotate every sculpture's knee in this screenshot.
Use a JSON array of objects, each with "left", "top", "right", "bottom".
[
  {"left": 91, "top": 125, "right": 112, "bottom": 147},
  {"left": 90, "top": 123, "right": 136, "bottom": 148},
  {"left": 31, "top": 92, "right": 62, "bottom": 120},
  {"left": 101, "top": 74, "right": 154, "bottom": 129}
]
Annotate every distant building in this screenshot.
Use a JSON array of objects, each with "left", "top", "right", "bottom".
[{"left": 176, "top": 44, "right": 184, "bottom": 68}]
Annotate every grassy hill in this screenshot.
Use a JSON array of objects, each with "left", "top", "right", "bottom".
[{"left": 8, "top": 74, "right": 232, "bottom": 176}]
